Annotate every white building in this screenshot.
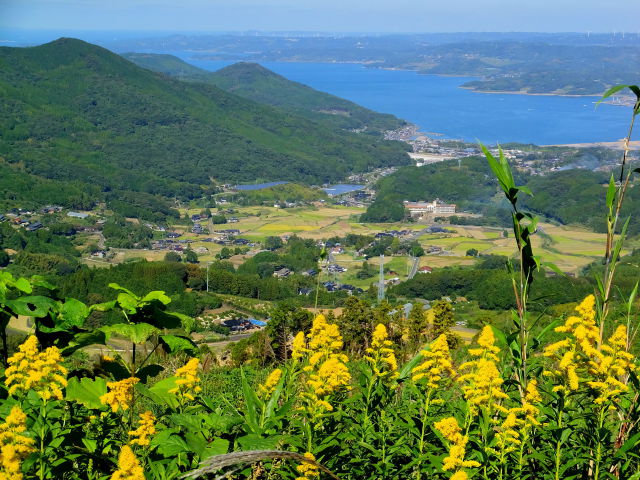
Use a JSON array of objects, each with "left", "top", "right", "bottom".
[{"left": 404, "top": 198, "right": 456, "bottom": 216}]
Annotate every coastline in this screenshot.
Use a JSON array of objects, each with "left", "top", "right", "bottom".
[
  {"left": 542, "top": 140, "right": 640, "bottom": 150},
  {"left": 458, "top": 85, "right": 600, "bottom": 98}
]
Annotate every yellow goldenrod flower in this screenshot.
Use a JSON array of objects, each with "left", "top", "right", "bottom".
[
  {"left": 412, "top": 334, "right": 456, "bottom": 389},
  {"left": 543, "top": 296, "right": 635, "bottom": 403},
  {"left": 307, "top": 357, "right": 351, "bottom": 397},
  {"left": 100, "top": 377, "right": 139, "bottom": 413},
  {"left": 305, "top": 315, "right": 347, "bottom": 367},
  {"left": 434, "top": 417, "right": 480, "bottom": 472},
  {"left": 297, "top": 315, "right": 351, "bottom": 421},
  {"left": 292, "top": 331, "right": 307, "bottom": 360},
  {"left": 110, "top": 445, "right": 144, "bottom": 480},
  {"left": 5, "top": 335, "right": 68, "bottom": 401},
  {"left": 295, "top": 452, "right": 319, "bottom": 480},
  {"left": 258, "top": 368, "right": 282, "bottom": 399},
  {"left": 586, "top": 325, "right": 636, "bottom": 404},
  {"left": 168, "top": 357, "right": 202, "bottom": 402},
  {"left": 364, "top": 324, "right": 399, "bottom": 383},
  {"left": 450, "top": 471, "right": 469, "bottom": 480},
  {"left": 457, "top": 326, "right": 507, "bottom": 415},
  {"left": 128, "top": 411, "right": 156, "bottom": 446},
  {"left": 0, "top": 406, "right": 35, "bottom": 480}
]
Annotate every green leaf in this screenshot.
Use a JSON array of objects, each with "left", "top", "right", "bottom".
[
  {"left": 597, "top": 85, "right": 630, "bottom": 105},
  {"left": 6, "top": 296, "right": 55, "bottom": 317},
  {"left": 13, "top": 277, "right": 33, "bottom": 294},
  {"left": 606, "top": 174, "right": 616, "bottom": 209},
  {"left": 101, "top": 322, "right": 158, "bottom": 344},
  {"left": 155, "top": 434, "right": 189, "bottom": 457},
  {"left": 65, "top": 377, "right": 107, "bottom": 410},
  {"left": 204, "top": 438, "right": 230, "bottom": 458},
  {"left": 159, "top": 335, "right": 197, "bottom": 355},
  {"left": 236, "top": 434, "right": 281, "bottom": 450},
  {"left": 141, "top": 290, "right": 171, "bottom": 305},
  {"left": 61, "top": 330, "right": 107, "bottom": 356},
  {"left": 241, "top": 368, "right": 261, "bottom": 433},
  {"left": 147, "top": 376, "right": 179, "bottom": 408},
  {"left": 136, "top": 364, "right": 164, "bottom": 383}
]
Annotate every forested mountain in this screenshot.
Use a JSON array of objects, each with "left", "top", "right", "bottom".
[
  {"left": 122, "top": 53, "right": 405, "bottom": 133},
  {"left": 0, "top": 38, "right": 410, "bottom": 208}
]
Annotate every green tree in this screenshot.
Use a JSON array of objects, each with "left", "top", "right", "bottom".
[
  {"left": 164, "top": 251, "right": 181, "bottom": 262},
  {"left": 466, "top": 248, "right": 479, "bottom": 257},
  {"left": 337, "top": 296, "right": 374, "bottom": 355},
  {"left": 264, "top": 236, "right": 284, "bottom": 251},
  {"left": 0, "top": 250, "right": 9, "bottom": 267},
  {"left": 184, "top": 248, "right": 198, "bottom": 264},
  {"left": 430, "top": 300, "right": 456, "bottom": 344},
  {"left": 406, "top": 303, "right": 428, "bottom": 351}
]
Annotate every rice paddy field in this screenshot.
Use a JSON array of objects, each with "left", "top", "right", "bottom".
[{"left": 98, "top": 204, "right": 639, "bottom": 279}]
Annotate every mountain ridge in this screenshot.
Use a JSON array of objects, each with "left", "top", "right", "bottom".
[{"left": 0, "top": 38, "right": 410, "bottom": 210}]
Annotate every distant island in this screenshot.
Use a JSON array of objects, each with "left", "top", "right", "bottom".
[{"left": 108, "top": 33, "right": 640, "bottom": 96}]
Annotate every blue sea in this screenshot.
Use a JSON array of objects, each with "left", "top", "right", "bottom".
[{"left": 159, "top": 53, "right": 633, "bottom": 145}]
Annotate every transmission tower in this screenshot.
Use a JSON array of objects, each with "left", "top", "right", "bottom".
[{"left": 377, "top": 254, "right": 385, "bottom": 301}]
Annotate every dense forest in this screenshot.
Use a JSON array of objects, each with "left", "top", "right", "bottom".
[
  {"left": 122, "top": 55, "right": 406, "bottom": 133},
  {"left": 0, "top": 38, "right": 410, "bottom": 211}
]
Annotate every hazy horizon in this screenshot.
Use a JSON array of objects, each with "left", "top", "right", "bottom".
[{"left": 2, "top": 0, "right": 639, "bottom": 35}]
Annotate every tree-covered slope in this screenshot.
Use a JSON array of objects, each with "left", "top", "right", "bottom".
[
  {"left": 0, "top": 38, "right": 410, "bottom": 204},
  {"left": 122, "top": 53, "right": 406, "bottom": 133}
]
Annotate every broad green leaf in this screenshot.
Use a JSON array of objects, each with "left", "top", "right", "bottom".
[
  {"left": 89, "top": 300, "right": 116, "bottom": 312},
  {"left": 141, "top": 290, "right": 171, "bottom": 305},
  {"left": 159, "top": 335, "right": 197, "bottom": 355},
  {"left": 203, "top": 438, "right": 229, "bottom": 458},
  {"left": 13, "top": 277, "right": 33, "bottom": 294},
  {"left": 148, "top": 376, "right": 179, "bottom": 408},
  {"left": 6, "top": 296, "right": 55, "bottom": 317},
  {"left": 53, "top": 298, "right": 90, "bottom": 330},
  {"left": 136, "top": 364, "right": 164, "bottom": 383},
  {"left": 155, "top": 434, "right": 189, "bottom": 457},
  {"left": 101, "top": 322, "right": 158, "bottom": 344},
  {"left": 61, "top": 330, "right": 107, "bottom": 356},
  {"left": 65, "top": 377, "right": 107, "bottom": 410}
]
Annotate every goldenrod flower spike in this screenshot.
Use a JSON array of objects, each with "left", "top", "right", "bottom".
[
  {"left": 292, "top": 331, "right": 307, "bottom": 360},
  {"left": 299, "top": 315, "right": 351, "bottom": 419},
  {"left": 110, "top": 445, "right": 144, "bottom": 480},
  {"left": 258, "top": 368, "right": 283, "bottom": 400},
  {"left": 5, "top": 335, "right": 68, "bottom": 401},
  {"left": 434, "top": 416, "right": 480, "bottom": 475},
  {"left": 412, "top": 334, "right": 456, "bottom": 389},
  {"left": 0, "top": 406, "right": 35, "bottom": 480},
  {"left": 456, "top": 326, "right": 507, "bottom": 415},
  {"left": 542, "top": 295, "right": 635, "bottom": 403},
  {"left": 128, "top": 411, "right": 157, "bottom": 446},
  {"left": 100, "top": 377, "right": 139, "bottom": 413},
  {"left": 364, "top": 324, "right": 399, "bottom": 382},
  {"left": 295, "top": 452, "right": 319, "bottom": 480},
  {"left": 168, "top": 357, "right": 202, "bottom": 402}
]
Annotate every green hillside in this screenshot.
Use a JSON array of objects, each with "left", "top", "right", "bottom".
[
  {"left": 122, "top": 53, "right": 406, "bottom": 133},
  {"left": 0, "top": 38, "right": 410, "bottom": 208}
]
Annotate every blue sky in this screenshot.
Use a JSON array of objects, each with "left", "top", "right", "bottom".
[{"left": 1, "top": 0, "right": 638, "bottom": 33}]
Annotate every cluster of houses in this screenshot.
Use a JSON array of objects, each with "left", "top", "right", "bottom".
[{"left": 0, "top": 206, "right": 94, "bottom": 233}]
